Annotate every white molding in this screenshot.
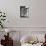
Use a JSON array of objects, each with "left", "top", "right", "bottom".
[
  {"left": 0, "top": 27, "right": 46, "bottom": 32},
  {"left": 0, "top": 27, "right": 46, "bottom": 28}
]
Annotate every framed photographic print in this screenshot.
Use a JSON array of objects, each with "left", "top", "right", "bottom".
[{"left": 20, "top": 6, "right": 29, "bottom": 18}]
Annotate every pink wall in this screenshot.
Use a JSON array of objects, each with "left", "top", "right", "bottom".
[{"left": 0, "top": 0, "right": 46, "bottom": 27}]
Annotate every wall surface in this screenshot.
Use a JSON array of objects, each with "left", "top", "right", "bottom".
[
  {"left": 0, "top": 0, "right": 46, "bottom": 46},
  {"left": 0, "top": 0, "right": 46, "bottom": 27}
]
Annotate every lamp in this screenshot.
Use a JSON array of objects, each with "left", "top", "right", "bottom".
[
  {"left": 5, "top": 29, "right": 9, "bottom": 33},
  {"left": 5, "top": 29, "right": 10, "bottom": 37}
]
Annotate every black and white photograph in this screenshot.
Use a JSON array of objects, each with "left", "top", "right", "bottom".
[{"left": 20, "top": 6, "right": 29, "bottom": 18}]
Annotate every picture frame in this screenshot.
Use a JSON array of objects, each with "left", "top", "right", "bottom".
[{"left": 20, "top": 6, "right": 29, "bottom": 18}]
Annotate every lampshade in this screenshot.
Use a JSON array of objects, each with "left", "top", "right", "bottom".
[{"left": 5, "top": 29, "right": 10, "bottom": 33}]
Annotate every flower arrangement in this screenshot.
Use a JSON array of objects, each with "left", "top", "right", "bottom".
[{"left": 0, "top": 10, "right": 6, "bottom": 28}]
